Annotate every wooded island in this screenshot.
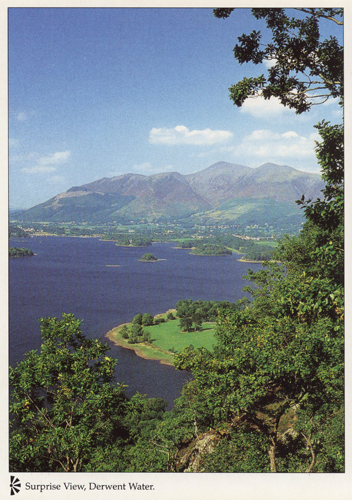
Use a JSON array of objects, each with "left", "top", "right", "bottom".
[{"left": 9, "top": 247, "right": 34, "bottom": 258}]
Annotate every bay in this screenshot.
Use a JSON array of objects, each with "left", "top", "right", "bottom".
[{"left": 9, "top": 236, "right": 262, "bottom": 407}]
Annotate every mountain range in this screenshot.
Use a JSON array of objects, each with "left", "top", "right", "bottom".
[{"left": 14, "top": 162, "right": 324, "bottom": 226}]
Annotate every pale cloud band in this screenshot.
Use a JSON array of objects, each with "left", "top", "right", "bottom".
[
  {"left": 38, "top": 151, "right": 71, "bottom": 165},
  {"left": 235, "top": 129, "right": 319, "bottom": 159},
  {"left": 132, "top": 162, "right": 174, "bottom": 174},
  {"left": 17, "top": 112, "right": 28, "bottom": 121},
  {"left": 149, "top": 125, "right": 233, "bottom": 145},
  {"left": 240, "top": 96, "right": 295, "bottom": 118},
  {"left": 21, "top": 165, "right": 57, "bottom": 174},
  {"left": 21, "top": 151, "right": 71, "bottom": 174}
]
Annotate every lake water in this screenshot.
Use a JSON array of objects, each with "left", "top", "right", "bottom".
[{"left": 9, "top": 236, "right": 262, "bottom": 407}]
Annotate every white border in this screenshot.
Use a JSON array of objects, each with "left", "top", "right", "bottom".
[{"left": 3, "top": 2, "right": 351, "bottom": 499}]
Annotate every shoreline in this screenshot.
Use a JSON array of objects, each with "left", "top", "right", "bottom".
[
  {"left": 237, "top": 258, "right": 266, "bottom": 263},
  {"left": 237, "top": 258, "right": 278, "bottom": 264},
  {"left": 105, "top": 309, "right": 177, "bottom": 366}
]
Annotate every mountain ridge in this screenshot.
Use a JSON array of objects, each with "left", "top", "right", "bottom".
[{"left": 14, "top": 162, "right": 324, "bottom": 225}]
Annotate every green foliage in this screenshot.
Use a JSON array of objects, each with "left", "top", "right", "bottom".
[
  {"left": 295, "top": 121, "right": 344, "bottom": 285},
  {"left": 174, "top": 280, "right": 343, "bottom": 471},
  {"left": 240, "top": 243, "right": 273, "bottom": 261},
  {"left": 9, "top": 225, "right": 29, "bottom": 238},
  {"left": 142, "top": 313, "right": 154, "bottom": 326},
  {"left": 201, "top": 425, "right": 271, "bottom": 472},
  {"left": 10, "top": 314, "right": 129, "bottom": 472},
  {"left": 178, "top": 234, "right": 274, "bottom": 261},
  {"left": 214, "top": 8, "right": 343, "bottom": 113},
  {"left": 10, "top": 8, "right": 344, "bottom": 473},
  {"left": 103, "top": 232, "right": 153, "bottom": 247},
  {"left": 190, "top": 243, "right": 232, "bottom": 256},
  {"left": 179, "top": 316, "right": 193, "bottom": 332},
  {"left": 128, "top": 323, "right": 146, "bottom": 344},
  {"left": 9, "top": 247, "right": 34, "bottom": 258},
  {"left": 132, "top": 313, "right": 143, "bottom": 325},
  {"left": 176, "top": 300, "right": 205, "bottom": 332},
  {"left": 120, "top": 325, "right": 130, "bottom": 339},
  {"left": 140, "top": 253, "right": 157, "bottom": 261},
  {"left": 171, "top": 11, "right": 344, "bottom": 467},
  {"left": 175, "top": 299, "right": 239, "bottom": 333}
]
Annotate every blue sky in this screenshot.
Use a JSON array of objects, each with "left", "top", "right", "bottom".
[{"left": 9, "top": 7, "right": 343, "bottom": 209}]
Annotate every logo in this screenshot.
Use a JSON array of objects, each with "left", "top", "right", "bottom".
[{"left": 10, "top": 476, "right": 21, "bottom": 495}]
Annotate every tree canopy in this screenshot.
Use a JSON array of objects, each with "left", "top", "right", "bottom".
[
  {"left": 9, "top": 314, "right": 168, "bottom": 472},
  {"left": 168, "top": 7, "right": 345, "bottom": 472},
  {"left": 10, "top": 314, "right": 130, "bottom": 471},
  {"left": 213, "top": 8, "right": 343, "bottom": 113}
]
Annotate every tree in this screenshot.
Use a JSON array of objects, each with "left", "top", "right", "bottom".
[
  {"left": 175, "top": 275, "right": 343, "bottom": 472},
  {"left": 214, "top": 8, "right": 343, "bottom": 113},
  {"left": 295, "top": 120, "right": 344, "bottom": 286},
  {"left": 140, "top": 253, "right": 157, "bottom": 261},
  {"left": 142, "top": 331, "right": 151, "bottom": 343},
  {"left": 10, "top": 314, "right": 129, "bottom": 472},
  {"left": 120, "top": 324, "right": 130, "bottom": 339},
  {"left": 142, "top": 313, "right": 154, "bottom": 326},
  {"left": 179, "top": 316, "right": 193, "bottom": 333},
  {"left": 171, "top": 8, "right": 344, "bottom": 472},
  {"left": 128, "top": 323, "right": 145, "bottom": 344},
  {"left": 132, "top": 313, "right": 143, "bottom": 325},
  {"left": 9, "top": 247, "right": 34, "bottom": 258}
]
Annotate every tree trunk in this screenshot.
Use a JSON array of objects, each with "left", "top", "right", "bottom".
[
  {"left": 303, "top": 433, "right": 316, "bottom": 473},
  {"left": 268, "top": 443, "right": 277, "bottom": 472}
]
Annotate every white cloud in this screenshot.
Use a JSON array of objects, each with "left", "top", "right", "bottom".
[
  {"left": 235, "top": 129, "right": 318, "bottom": 160},
  {"left": 38, "top": 151, "right": 71, "bottom": 165},
  {"left": 149, "top": 125, "right": 233, "bottom": 145},
  {"left": 282, "top": 131, "right": 299, "bottom": 139},
  {"left": 263, "top": 57, "right": 277, "bottom": 69},
  {"left": 21, "top": 165, "right": 57, "bottom": 174},
  {"left": 132, "top": 162, "right": 173, "bottom": 174},
  {"left": 321, "top": 96, "right": 339, "bottom": 107},
  {"left": 240, "top": 96, "right": 295, "bottom": 118},
  {"left": 9, "top": 138, "right": 19, "bottom": 147},
  {"left": 21, "top": 150, "right": 71, "bottom": 174},
  {"left": 17, "top": 112, "right": 28, "bottom": 121}
]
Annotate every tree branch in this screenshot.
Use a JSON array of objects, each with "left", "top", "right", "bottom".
[
  {"left": 295, "top": 8, "right": 343, "bottom": 26},
  {"left": 302, "top": 432, "right": 316, "bottom": 473},
  {"left": 27, "top": 394, "right": 57, "bottom": 430}
]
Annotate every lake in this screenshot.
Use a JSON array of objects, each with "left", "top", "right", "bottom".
[{"left": 9, "top": 236, "right": 262, "bottom": 407}]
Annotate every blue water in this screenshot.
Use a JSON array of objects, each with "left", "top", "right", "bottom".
[{"left": 9, "top": 236, "right": 262, "bottom": 407}]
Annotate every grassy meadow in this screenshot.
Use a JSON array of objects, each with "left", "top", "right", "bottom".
[{"left": 107, "top": 311, "right": 216, "bottom": 365}]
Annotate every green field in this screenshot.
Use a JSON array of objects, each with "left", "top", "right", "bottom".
[
  {"left": 145, "top": 318, "right": 216, "bottom": 353},
  {"left": 107, "top": 311, "right": 216, "bottom": 365},
  {"left": 253, "top": 240, "right": 278, "bottom": 247}
]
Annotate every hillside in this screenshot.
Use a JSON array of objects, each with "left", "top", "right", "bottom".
[{"left": 13, "top": 162, "right": 324, "bottom": 226}]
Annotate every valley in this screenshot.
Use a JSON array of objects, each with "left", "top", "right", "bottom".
[
  {"left": 10, "top": 161, "right": 323, "bottom": 262},
  {"left": 11, "top": 162, "right": 324, "bottom": 237}
]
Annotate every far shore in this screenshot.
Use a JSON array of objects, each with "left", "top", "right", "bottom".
[
  {"left": 237, "top": 258, "right": 278, "bottom": 264},
  {"left": 237, "top": 258, "right": 266, "bottom": 263},
  {"left": 21, "top": 234, "right": 267, "bottom": 263}
]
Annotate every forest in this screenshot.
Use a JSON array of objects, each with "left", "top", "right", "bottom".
[
  {"left": 177, "top": 235, "right": 274, "bottom": 260},
  {"left": 9, "top": 8, "right": 343, "bottom": 473}
]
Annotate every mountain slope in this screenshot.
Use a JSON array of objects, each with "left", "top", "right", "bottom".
[
  {"left": 187, "top": 162, "right": 323, "bottom": 205},
  {"left": 15, "top": 162, "right": 324, "bottom": 225},
  {"left": 186, "top": 162, "right": 252, "bottom": 206}
]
